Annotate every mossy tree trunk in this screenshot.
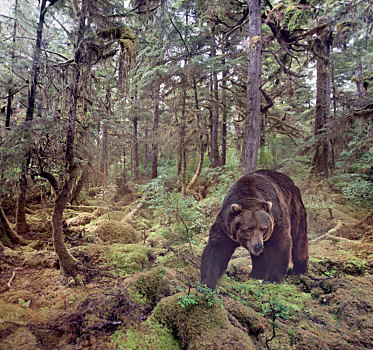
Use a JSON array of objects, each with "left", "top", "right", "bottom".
[
  {"left": 16, "top": 172, "right": 29, "bottom": 237},
  {"left": 70, "top": 168, "right": 88, "bottom": 205},
  {"left": 312, "top": 19, "right": 332, "bottom": 178},
  {"left": 187, "top": 77, "right": 206, "bottom": 196},
  {"left": 240, "top": 0, "right": 262, "bottom": 174},
  {"left": 51, "top": 0, "right": 88, "bottom": 280},
  {"left": 132, "top": 88, "right": 139, "bottom": 180},
  {"left": 210, "top": 25, "right": 221, "bottom": 168},
  {"left": 5, "top": 0, "right": 18, "bottom": 129},
  {"left": 151, "top": 83, "right": 160, "bottom": 179},
  {"left": 0, "top": 208, "right": 27, "bottom": 248}
]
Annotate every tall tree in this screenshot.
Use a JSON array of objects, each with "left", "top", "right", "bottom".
[
  {"left": 151, "top": 83, "right": 160, "bottom": 179},
  {"left": 240, "top": 0, "right": 262, "bottom": 173},
  {"left": 16, "top": 0, "right": 51, "bottom": 236},
  {"left": 210, "top": 25, "right": 221, "bottom": 168},
  {"left": 311, "top": 18, "right": 333, "bottom": 178}
]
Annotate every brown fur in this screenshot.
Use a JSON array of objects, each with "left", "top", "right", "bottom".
[{"left": 200, "top": 169, "right": 308, "bottom": 289}]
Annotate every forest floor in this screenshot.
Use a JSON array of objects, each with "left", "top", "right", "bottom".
[{"left": 0, "top": 179, "right": 372, "bottom": 350}]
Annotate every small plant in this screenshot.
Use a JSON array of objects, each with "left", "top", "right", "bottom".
[
  {"left": 18, "top": 298, "right": 31, "bottom": 308},
  {"left": 176, "top": 285, "right": 201, "bottom": 308},
  {"left": 176, "top": 283, "right": 223, "bottom": 308}
]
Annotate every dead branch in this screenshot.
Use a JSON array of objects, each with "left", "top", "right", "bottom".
[
  {"left": 121, "top": 194, "right": 147, "bottom": 224},
  {"left": 310, "top": 220, "right": 343, "bottom": 244},
  {"left": 7, "top": 268, "right": 17, "bottom": 288}
]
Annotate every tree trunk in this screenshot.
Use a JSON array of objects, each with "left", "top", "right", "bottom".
[
  {"left": 312, "top": 19, "right": 332, "bottom": 178},
  {"left": 0, "top": 208, "right": 27, "bottom": 248},
  {"left": 26, "top": 0, "right": 47, "bottom": 121},
  {"left": 355, "top": 56, "right": 365, "bottom": 108},
  {"left": 52, "top": 0, "right": 88, "bottom": 280},
  {"left": 187, "top": 77, "right": 206, "bottom": 193},
  {"left": 151, "top": 84, "right": 160, "bottom": 179},
  {"left": 16, "top": 172, "right": 29, "bottom": 236},
  {"left": 100, "top": 88, "right": 110, "bottom": 182},
  {"left": 71, "top": 168, "right": 88, "bottom": 205},
  {"left": 16, "top": 0, "right": 48, "bottom": 237},
  {"left": 221, "top": 44, "right": 228, "bottom": 166},
  {"left": 131, "top": 89, "right": 139, "bottom": 179},
  {"left": 100, "top": 120, "right": 108, "bottom": 181},
  {"left": 5, "top": 0, "right": 17, "bottom": 129},
  {"left": 132, "top": 115, "right": 139, "bottom": 179},
  {"left": 177, "top": 88, "right": 187, "bottom": 176},
  {"left": 240, "top": 0, "right": 262, "bottom": 174},
  {"left": 144, "top": 122, "right": 149, "bottom": 171},
  {"left": 53, "top": 63, "right": 80, "bottom": 277},
  {"left": 210, "top": 27, "right": 220, "bottom": 168}
]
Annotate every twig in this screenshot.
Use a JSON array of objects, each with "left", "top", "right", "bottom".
[
  {"left": 179, "top": 216, "right": 198, "bottom": 263},
  {"left": 337, "top": 298, "right": 353, "bottom": 318},
  {"left": 7, "top": 268, "right": 18, "bottom": 288}
]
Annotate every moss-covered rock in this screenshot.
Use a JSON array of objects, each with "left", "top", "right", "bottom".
[
  {"left": 94, "top": 220, "right": 139, "bottom": 243},
  {"left": 101, "top": 243, "right": 149, "bottom": 275},
  {"left": 125, "top": 266, "right": 182, "bottom": 307},
  {"left": 226, "top": 257, "right": 252, "bottom": 282},
  {"left": 112, "top": 317, "right": 181, "bottom": 349},
  {"left": 152, "top": 291, "right": 256, "bottom": 350},
  {"left": 0, "top": 327, "right": 38, "bottom": 350},
  {"left": 68, "top": 212, "right": 94, "bottom": 226},
  {"left": 222, "top": 297, "right": 269, "bottom": 336}
]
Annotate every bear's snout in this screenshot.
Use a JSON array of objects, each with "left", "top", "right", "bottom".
[{"left": 254, "top": 243, "right": 263, "bottom": 253}]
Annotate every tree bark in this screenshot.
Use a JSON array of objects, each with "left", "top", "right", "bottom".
[
  {"left": 312, "top": 19, "right": 332, "bottom": 178},
  {"left": 16, "top": 172, "right": 29, "bottom": 236},
  {"left": 5, "top": 0, "right": 18, "bottom": 129},
  {"left": 0, "top": 208, "right": 27, "bottom": 248},
  {"left": 187, "top": 77, "right": 206, "bottom": 193},
  {"left": 355, "top": 56, "right": 365, "bottom": 108},
  {"left": 100, "top": 120, "right": 108, "bottom": 181},
  {"left": 71, "top": 168, "right": 88, "bottom": 205},
  {"left": 240, "top": 0, "right": 262, "bottom": 174},
  {"left": 177, "top": 88, "right": 187, "bottom": 176},
  {"left": 16, "top": 0, "right": 48, "bottom": 237},
  {"left": 26, "top": 0, "right": 47, "bottom": 121},
  {"left": 132, "top": 90, "right": 139, "bottom": 179},
  {"left": 221, "top": 43, "right": 228, "bottom": 166},
  {"left": 52, "top": 0, "right": 88, "bottom": 280},
  {"left": 100, "top": 87, "right": 110, "bottom": 182},
  {"left": 151, "top": 84, "right": 160, "bottom": 179},
  {"left": 144, "top": 121, "right": 149, "bottom": 171},
  {"left": 210, "top": 26, "right": 221, "bottom": 168}
]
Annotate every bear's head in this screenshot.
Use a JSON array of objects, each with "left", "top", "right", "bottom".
[{"left": 225, "top": 199, "right": 274, "bottom": 256}]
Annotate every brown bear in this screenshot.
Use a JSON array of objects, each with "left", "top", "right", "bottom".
[{"left": 200, "top": 169, "right": 308, "bottom": 289}]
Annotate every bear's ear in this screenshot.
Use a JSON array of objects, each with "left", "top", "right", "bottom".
[
  {"left": 264, "top": 201, "right": 272, "bottom": 212},
  {"left": 230, "top": 203, "right": 242, "bottom": 214}
]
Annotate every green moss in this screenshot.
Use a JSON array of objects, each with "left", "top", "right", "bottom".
[
  {"left": 94, "top": 220, "right": 139, "bottom": 243},
  {"left": 101, "top": 244, "right": 149, "bottom": 275},
  {"left": 112, "top": 317, "right": 181, "bottom": 350},
  {"left": 126, "top": 266, "right": 181, "bottom": 307},
  {"left": 222, "top": 279, "right": 312, "bottom": 315},
  {"left": 152, "top": 291, "right": 256, "bottom": 350}
]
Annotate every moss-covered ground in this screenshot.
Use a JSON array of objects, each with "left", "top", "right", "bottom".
[{"left": 0, "top": 182, "right": 372, "bottom": 349}]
